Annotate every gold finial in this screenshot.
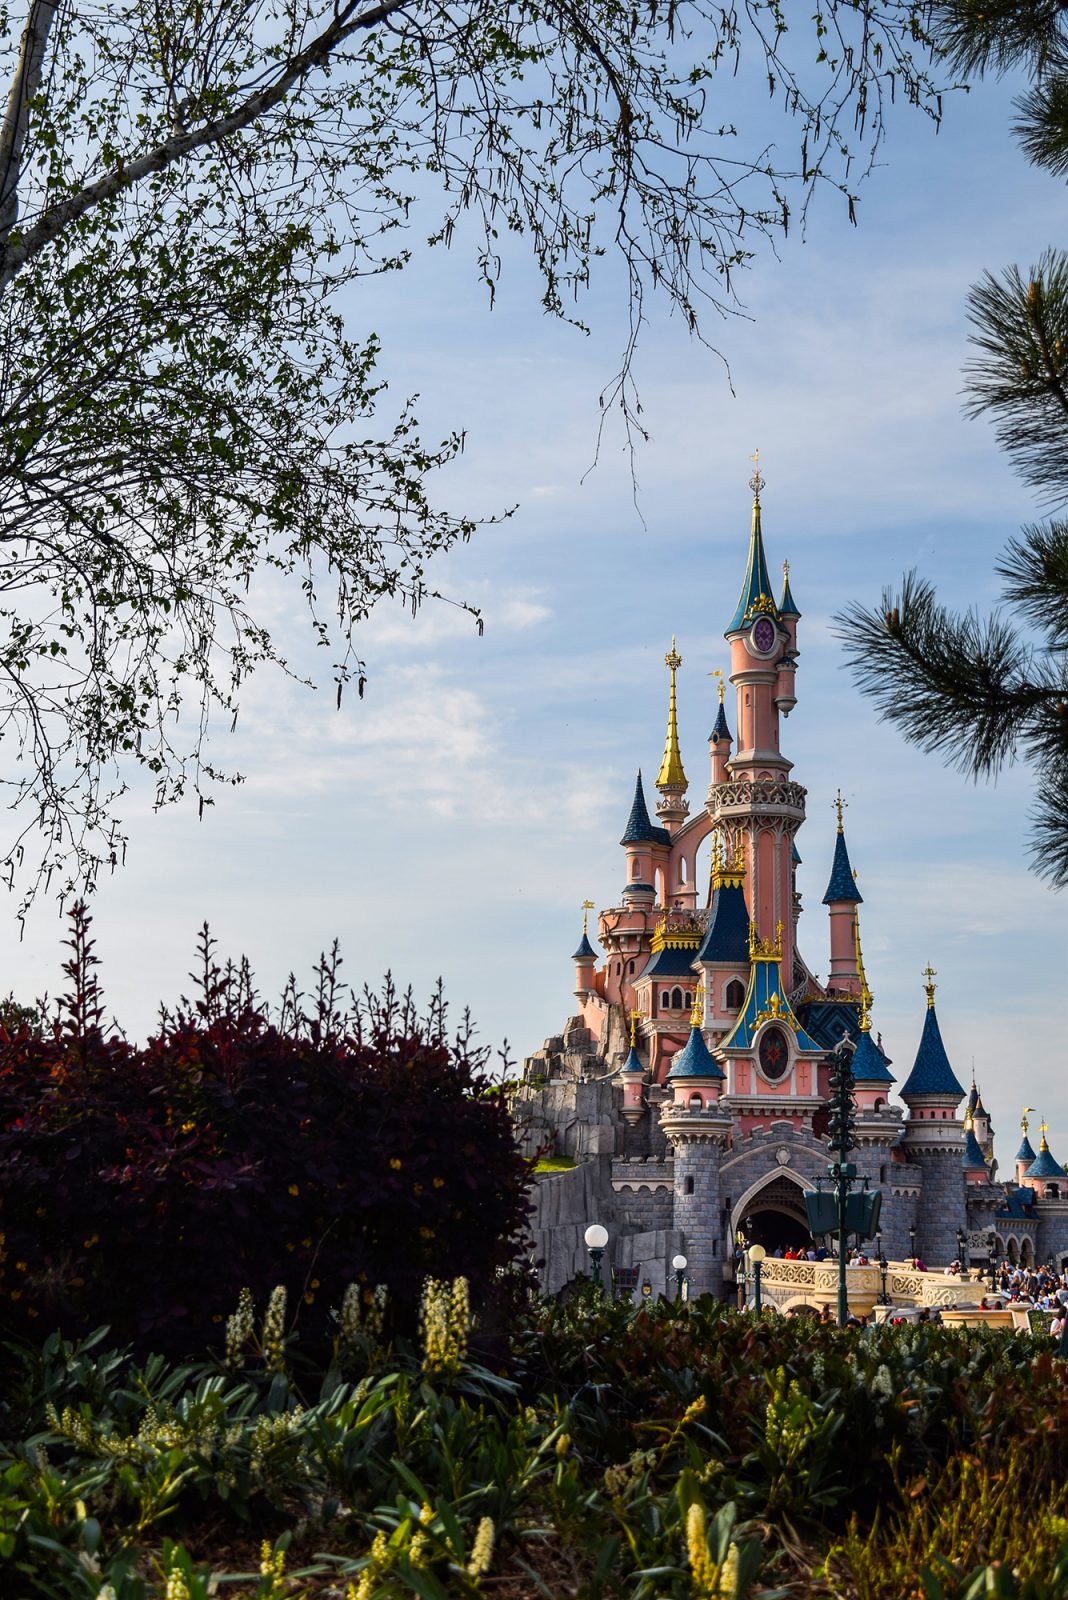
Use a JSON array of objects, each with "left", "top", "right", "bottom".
[
  {"left": 711, "top": 667, "right": 725, "bottom": 704},
  {"left": 690, "top": 980, "right": 704, "bottom": 1028},
  {"left": 1040, "top": 1117, "right": 1050, "bottom": 1151},
  {"left": 656, "top": 637, "right": 687, "bottom": 789},
  {"left": 834, "top": 789, "right": 847, "bottom": 834},
  {"left": 629, "top": 1008, "right": 641, "bottom": 1048},
  {"left": 748, "top": 919, "right": 783, "bottom": 961},
  {"left": 964, "top": 1107, "right": 974, "bottom": 1131},
  {"left": 922, "top": 963, "right": 937, "bottom": 1009},
  {"left": 1022, "top": 1106, "right": 1035, "bottom": 1136},
  {"left": 749, "top": 448, "right": 764, "bottom": 501},
  {"left": 854, "top": 911, "right": 873, "bottom": 1031},
  {"left": 581, "top": 899, "right": 595, "bottom": 936},
  {"left": 783, "top": 558, "right": 790, "bottom": 581}
]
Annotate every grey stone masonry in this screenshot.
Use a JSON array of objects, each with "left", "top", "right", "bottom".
[
  {"left": 659, "top": 1106, "right": 731, "bottom": 1298},
  {"left": 906, "top": 1146, "right": 968, "bottom": 1267}
]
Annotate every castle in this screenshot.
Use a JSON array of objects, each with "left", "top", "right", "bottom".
[{"left": 517, "top": 468, "right": 1068, "bottom": 1301}]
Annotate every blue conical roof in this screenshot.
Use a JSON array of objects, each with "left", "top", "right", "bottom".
[
  {"left": 851, "top": 1029, "right": 895, "bottom": 1084},
  {"left": 620, "top": 771, "right": 671, "bottom": 847},
  {"left": 666, "top": 1024, "right": 724, "bottom": 1080},
  {"left": 695, "top": 881, "right": 750, "bottom": 965},
  {"left": 822, "top": 829, "right": 862, "bottom": 905},
  {"left": 1015, "top": 1134, "right": 1037, "bottom": 1165},
  {"left": 900, "top": 1005, "right": 965, "bottom": 1101},
  {"left": 710, "top": 700, "right": 732, "bottom": 743},
  {"left": 619, "top": 1044, "right": 645, "bottom": 1076},
  {"left": 572, "top": 931, "right": 596, "bottom": 961},
  {"left": 963, "top": 1124, "right": 988, "bottom": 1171},
  {"left": 1027, "top": 1144, "right": 1067, "bottom": 1180},
  {"left": 779, "top": 567, "right": 801, "bottom": 618},
  {"left": 726, "top": 500, "right": 781, "bottom": 634}
]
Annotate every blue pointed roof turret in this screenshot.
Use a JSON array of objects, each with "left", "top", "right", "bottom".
[
  {"left": 1026, "top": 1125, "right": 1067, "bottom": 1181},
  {"left": 666, "top": 1021, "right": 725, "bottom": 1080},
  {"left": 900, "top": 970, "right": 966, "bottom": 1102},
  {"left": 1015, "top": 1133, "right": 1037, "bottom": 1166},
  {"left": 572, "top": 931, "right": 596, "bottom": 961},
  {"left": 726, "top": 465, "right": 782, "bottom": 634},
  {"left": 620, "top": 771, "right": 671, "bottom": 848},
  {"left": 962, "top": 1120, "right": 988, "bottom": 1172},
  {"left": 851, "top": 1028, "right": 895, "bottom": 1085},
  {"left": 711, "top": 699, "right": 732, "bottom": 743},
  {"left": 620, "top": 1044, "right": 645, "bottom": 1077},
  {"left": 822, "top": 806, "right": 863, "bottom": 906},
  {"left": 779, "top": 560, "right": 801, "bottom": 618}
]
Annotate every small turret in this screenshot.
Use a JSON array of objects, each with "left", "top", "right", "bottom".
[
  {"left": 619, "top": 1009, "right": 647, "bottom": 1126},
  {"left": 572, "top": 901, "right": 598, "bottom": 998},
  {"left": 620, "top": 771, "right": 669, "bottom": 907},
  {"left": 708, "top": 669, "right": 733, "bottom": 787},
  {"left": 775, "top": 560, "right": 799, "bottom": 716},
  {"left": 1025, "top": 1120, "right": 1067, "bottom": 1197},
  {"left": 962, "top": 1110, "right": 989, "bottom": 1183},
  {"left": 822, "top": 793, "right": 862, "bottom": 994},
  {"left": 1015, "top": 1108, "right": 1038, "bottom": 1186},
  {"left": 655, "top": 638, "right": 689, "bottom": 829},
  {"left": 665, "top": 986, "right": 725, "bottom": 1107},
  {"left": 900, "top": 966, "right": 966, "bottom": 1109}
]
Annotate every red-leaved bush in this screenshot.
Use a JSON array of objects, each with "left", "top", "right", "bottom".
[{"left": 0, "top": 907, "right": 532, "bottom": 1356}]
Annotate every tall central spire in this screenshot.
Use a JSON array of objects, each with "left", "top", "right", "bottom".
[
  {"left": 726, "top": 453, "right": 779, "bottom": 635},
  {"left": 656, "top": 637, "right": 686, "bottom": 788}
]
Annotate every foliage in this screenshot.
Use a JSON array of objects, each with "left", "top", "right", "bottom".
[
  {"left": 0, "top": 0, "right": 951, "bottom": 900},
  {"left": 0, "top": 906, "right": 531, "bottom": 1356},
  {"left": 1, "top": 1294, "right": 1068, "bottom": 1596},
  {"left": 838, "top": 2, "right": 1068, "bottom": 887}
]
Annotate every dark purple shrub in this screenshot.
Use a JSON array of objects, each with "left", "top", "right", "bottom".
[{"left": 0, "top": 908, "right": 531, "bottom": 1355}]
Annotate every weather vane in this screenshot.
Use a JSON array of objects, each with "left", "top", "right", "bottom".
[
  {"left": 629, "top": 1008, "right": 641, "bottom": 1048},
  {"left": 922, "top": 963, "right": 937, "bottom": 1008},
  {"left": 749, "top": 447, "right": 765, "bottom": 500},
  {"left": 581, "top": 899, "right": 595, "bottom": 936},
  {"left": 834, "top": 788, "right": 847, "bottom": 832},
  {"left": 665, "top": 636, "right": 682, "bottom": 673},
  {"left": 711, "top": 667, "right": 725, "bottom": 703}
]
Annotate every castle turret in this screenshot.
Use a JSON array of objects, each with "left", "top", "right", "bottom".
[
  {"left": 1015, "top": 1109, "right": 1037, "bottom": 1186},
  {"left": 620, "top": 771, "right": 669, "bottom": 908},
  {"left": 900, "top": 966, "right": 967, "bottom": 1265},
  {"left": 1025, "top": 1121, "right": 1067, "bottom": 1198},
  {"left": 655, "top": 638, "right": 689, "bottom": 833},
  {"left": 708, "top": 670, "right": 733, "bottom": 788},
  {"left": 659, "top": 989, "right": 731, "bottom": 1298},
  {"left": 775, "top": 560, "right": 800, "bottom": 716},
  {"left": 572, "top": 901, "right": 598, "bottom": 999},
  {"left": 822, "top": 793, "right": 862, "bottom": 995},
  {"left": 715, "top": 460, "right": 805, "bottom": 986},
  {"left": 962, "top": 1110, "right": 989, "bottom": 1184},
  {"left": 694, "top": 840, "right": 750, "bottom": 1028},
  {"left": 619, "top": 1010, "right": 648, "bottom": 1127}
]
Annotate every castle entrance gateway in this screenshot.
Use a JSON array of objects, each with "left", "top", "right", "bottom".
[{"left": 732, "top": 1171, "right": 811, "bottom": 1253}]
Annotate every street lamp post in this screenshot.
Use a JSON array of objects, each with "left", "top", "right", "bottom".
[
  {"left": 876, "top": 1229, "right": 890, "bottom": 1305},
  {"left": 908, "top": 1224, "right": 917, "bottom": 1269},
  {"left": 672, "top": 1253, "right": 688, "bottom": 1301},
  {"left": 584, "top": 1223, "right": 608, "bottom": 1291},
  {"left": 827, "top": 1037, "right": 858, "bottom": 1328},
  {"left": 748, "top": 1244, "right": 766, "bottom": 1314},
  {"left": 955, "top": 1227, "right": 966, "bottom": 1271},
  {"left": 988, "top": 1231, "right": 998, "bottom": 1291}
]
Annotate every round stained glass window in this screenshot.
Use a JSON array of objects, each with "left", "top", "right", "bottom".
[{"left": 758, "top": 1025, "right": 790, "bottom": 1082}]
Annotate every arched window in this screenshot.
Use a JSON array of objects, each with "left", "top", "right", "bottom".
[
  {"left": 684, "top": 1175, "right": 694, "bottom": 1195},
  {"left": 689, "top": 1093, "right": 703, "bottom": 1110},
  {"left": 725, "top": 979, "right": 745, "bottom": 1010},
  {"left": 661, "top": 990, "right": 669, "bottom": 1008},
  {"left": 874, "top": 1098, "right": 884, "bottom": 1112},
  {"left": 670, "top": 986, "right": 683, "bottom": 1010},
  {"left": 679, "top": 857, "right": 688, "bottom": 883},
  {"left": 632, "top": 859, "right": 640, "bottom": 878},
  {"left": 628, "top": 959, "right": 634, "bottom": 974}
]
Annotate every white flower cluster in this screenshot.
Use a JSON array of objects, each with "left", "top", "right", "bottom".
[
  {"left": 686, "top": 1503, "right": 743, "bottom": 1599},
  {"left": 419, "top": 1276, "right": 470, "bottom": 1378},
  {"left": 262, "top": 1285, "right": 288, "bottom": 1373},
  {"left": 226, "top": 1286, "right": 255, "bottom": 1368}
]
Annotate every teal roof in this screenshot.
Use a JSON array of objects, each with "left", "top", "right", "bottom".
[
  {"left": 666, "top": 1023, "right": 724, "bottom": 1080},
  {"left": 619, "top": 1045, "right": 645, "bottom": 1076},
  {"left": 620, "top": 772, "right": 671, "bottom": 848},
  {"left": 1026, "top": 1145, "right": 1067, "bottom": 1180},
  {"left": 822, "top": 829, "right": 862, "bottom": 905},
  {"left": 720, "top": 957, "right": 823, "bottom": 1053},
  {"left": 779, "top": 568, "right": 801, "bottom": 618},
  {"left": 899, "top": 1005, "right": 966, "bottom": 1101},
  {"left": 1015, "top": 1134, "right": 1037, "bottom": 1165},
  {"left": 572, "top": 930, "right": 596, "bottom": 961},
  {"left": 962, "top": 1125, "right": 988, "bottom": 1171},
  {"left": 710, "top": 701, "right": 732, "bottom": 743},
  {"left": 851, "top": 1029, "right": 895, "bottom": 1084},
  {"left": 726, "top": 502, "right": 782, "bottom": 634},
  {"left": 791, "top": 841, "right": 802, "bottom": 866},
  {"left": 694, "top": 881, "right": 750, "bottom": 965}
]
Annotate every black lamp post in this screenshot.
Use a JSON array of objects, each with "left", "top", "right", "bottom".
[
  {"left": 876, "top": 1229, "right": 890, "bottom": 1305},
  {"left": 672, "top": 1253, "right": 688, "bottom": 1301},
  {"left": 955, "top": 1227, "right": 966, "bottom": 1272},
  {"left": 987, "top": 1231, "right": 998, "bottom": 1291},
  {"left": 827, "top": 1037, "right": 859, "bottom": 1327},
  {"left": 908, "top": 1224, "right": 917, "bottom": 1268},
  {"left": 748, "top": 1244, "right": 766, "bottom": 1314},
  {"left": 960, "top": 1229, "right": 970, "bottom": 1273}
]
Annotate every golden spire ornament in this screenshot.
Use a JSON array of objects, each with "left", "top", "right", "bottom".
[
  {"left": 711, "top": 668, "right": 725, "bottom": 704},
  {"left": 690, "top": 979, "right": 705, "bottom": 1029},
  {"left": 922, "top": 963, "right": 937, "bottom": 1009},
  {"left": 629, "top": 1009, "right": 641, "bottom": 1048},
  {"left": 656, "top": 636, "right": 687, "bottom": 789},
  {"left": 581, "top": 899, "right": 595, "bottom": 937},
  {"left": 834, "top": 788, "right": 847, "bottom": 834}
]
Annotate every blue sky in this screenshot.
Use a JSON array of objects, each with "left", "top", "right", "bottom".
[{"left": 1, "top": 38, "right": 1065, "bottom": 1172}]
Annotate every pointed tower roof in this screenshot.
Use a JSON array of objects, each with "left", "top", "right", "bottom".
[
  {"left": 709, "top": 671, "right": 732, "bottom": 743},
  {"left": 666, "top": 1021, "right": 725, "bottom": 1079},
  {"left": 900, "top": 968, "right": 966, "bottom": 1101},
  {"left": 726, "top": 457, "right": 781, "bottom": 634},
  {"left": 822, "top": 794, "right": 863, "bottom": 904},
  {"left": 851, "top": 1029, "right": 895, "bottom": 1084},
  {"left": 719, "top": 925, "right": 823, "bottom": 1053},
  {"left": 1026, "top": 1123, "right": 1067, "bottom": 1180},
  {"left": 962, "top": 1112, "right": 988, "bottom": 1172},
  {"left": 572, "top": 901, "right": 598, "bottom": 962},
  {"left": 1015, "top": 1133, "right": 1037, "bottom": 1165},
  {"left": 696, "top": 839, "right": 750, "bottom": 964},
  {"left": 791, "top": 841, "right": 802, "bottom": 866},
  {"left": 619, "top": 1010, "right": 645, "bottom": 1077},
  {"left": 620, "top": 771, "right": 670, "bottom": 847},
  {"left": 656, "top": 639, "right": 687, "bottom": 788},
  {"left": 779, "top": 559, "right": 801, "bottom": 618}
]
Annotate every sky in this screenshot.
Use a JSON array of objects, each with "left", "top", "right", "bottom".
[{"left": 0, "top": 23, "right": 1065, "bottom": 1168}]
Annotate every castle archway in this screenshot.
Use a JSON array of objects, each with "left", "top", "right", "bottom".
[{"left": 731, "top": 1170, "right": 812, "bottom": 1253}]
